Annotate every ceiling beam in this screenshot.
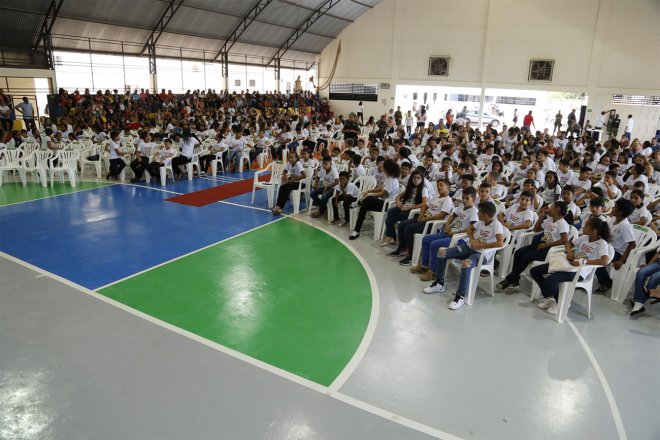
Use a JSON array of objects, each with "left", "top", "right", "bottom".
[
  {"left": 212, "top": 0, "right": 274, "bottom": 62},
  {"left": 348, "top": 0, "right": 372, "bottom": 8},
  {"left": 139, "top": 0, "right": 184, "bottom": 56},
  {"left": 267, "top": 0, "right": 342, "bottom": 66},
  {"left": 278, "top": 0, "right": 353, "bottom": 23},
  {"left": 32, "top": 0, "right": 65, "bottom": 51}
]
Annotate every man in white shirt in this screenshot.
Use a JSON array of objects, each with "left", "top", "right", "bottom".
[{"left": 624, "top": 114, "right": 633, "bottom": 140}]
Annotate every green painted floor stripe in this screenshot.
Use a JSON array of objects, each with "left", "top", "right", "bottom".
[
  {"left": 99, "top": 218, "right": 372, "bottom": 386},
  {"left": 0, "top": 181, "right": 112, "bottom": 207}
]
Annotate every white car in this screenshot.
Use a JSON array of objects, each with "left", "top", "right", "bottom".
[{"left": 465, "top": 111, "right": 500, "bottom": 127}]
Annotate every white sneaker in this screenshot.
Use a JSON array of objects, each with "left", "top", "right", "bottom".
[
  {"left": 423, "top": 281, "right": 445, "bottom": 294},
  {"left": 448, "top": 295, "right": 465, "bottom": 310},
  {"left": 546, "top": 303, "right": 558, "bottom": 315},
  {"left": 350, "top": 202, "right": 359, "bottom": 209},
  {"left": 537, "top": 298, "right": 556, "bottom": 310}
]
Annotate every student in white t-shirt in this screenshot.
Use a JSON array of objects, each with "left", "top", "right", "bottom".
[
  {"left": 629, "top": 189, "right": 651, "bottom": 226},
  {"left": 349, "top": 159, "right": 401, "bottom": 240},
  {"left": 310, "top": 157, "right": 339, "bottom": 218},
  {"left": 413, "top": 187, "right": 479, "bottom": 281},
  {"left": 393, "top": 179, "right": 454, "bottom": 265},
  {"left": 330, "top": 171, "right": 360, "bottom": 225},
  {"left": 595, "top": 199, "right": 637, "bottom": 292},
  {"left": 105, "top": 131, "right": 125, "bottom": 180},
  {"left": 556, "top": 159, "right": 574, "bottom": 187},
  {"left": 272, "top": 152, "right": 307, "bottom": 215},
  {"left": 382, "top": 170, "right": 428, "bottom": 246},
  {"left": 498, "top": 201, "right": 570, "bottom": 291},
  {"left": 530, "top": 217, "right": 612, "bottom": 315},
  {"left": 130, "top": 132, "right": 154, "bottom": 182},
  {"left": 499, "top": 191, "right": 534, "bottom": 232},
  {"left": 540, "top": 171, "right": 562, "bottom": 205},
  {"left": 423, "top": 200, "right": 505, "bottom": 311}
]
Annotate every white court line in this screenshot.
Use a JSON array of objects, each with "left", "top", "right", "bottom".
[
  {"left": 94, "top": 216, "right": 286, "bottom": 291},
  {"left": 122, "top": 182, "right": 274, "bottom": 213},
  {"left": 0, "top": 251, "right": 461, "bottom": 440},
  {"left": 568, "top": 320, "right": 628, "bottom": 440},
  {"left": 0, "top": 182, "right": 117, "bottom": 209},
  {"left": 291, "top": 215, "right": 380, "bottom": 393}
]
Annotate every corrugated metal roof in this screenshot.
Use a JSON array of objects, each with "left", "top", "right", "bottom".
[{"left": 0, "top": 0, "right": 382, "bottom": 64}]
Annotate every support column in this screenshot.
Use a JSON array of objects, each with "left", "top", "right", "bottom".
[
  {"left": 275, "top": 58, "right": 281, "bottom": 92},
  {"left": 147, "top": 43, "right": 158, "bottom": 93}
]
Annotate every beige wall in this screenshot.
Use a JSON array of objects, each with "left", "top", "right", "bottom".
[{"left": 318, "top": 0, "right": 660, "bottom": 140}]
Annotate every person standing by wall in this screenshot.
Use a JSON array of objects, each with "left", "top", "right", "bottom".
[
  {"left": 14, "top": 97, "right": 36, "bottom": 131},
  {"left": 624, "top": 114, "right": 634, "bottom": 140},
  {"left": 522, "top": 111, "right": 535, "bottom": 132},
  {"left": 553, "top": 110, "right": 562, "bottom": 134},
  {"left": 357, "top": 101, "right": 364, "bottom": 124}
]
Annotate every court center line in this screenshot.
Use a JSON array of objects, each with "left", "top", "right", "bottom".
[
  {"left": 567, "top": 319, "right": 627, "bottom": 440},
  {"left": 0, "top": 251, "right": 461, "bottom": 440},
  {"left": 93, "top": 216, "right": 286, "bottom": 291},
  {"left": 0, "top": 182, "right": 117, "bottom": 209},
  {"left": 291, "top": 215, "right": 380, "bottom": 394}
]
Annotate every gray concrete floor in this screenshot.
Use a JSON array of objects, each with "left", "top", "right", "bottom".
[
  {"left": 313, "top": 217, "right": 660, "bottom": 440},
  {"left": 2, "top": 213, "right": 660, "bottom": 440},
  {"left": 0, "top": 257, "right": 432, "bottom": 440}
]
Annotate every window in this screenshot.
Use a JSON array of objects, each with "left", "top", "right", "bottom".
[
  {"left": 612, "top": 95, "right": 660, "bottom": 106},
  {"left": 234, "top": 79, "right": 241, "bottom": 87},
  {"left": 249, "top": 79, "right": 256, "bottom": 87},
  {"left": 330, "top": 83, "right": 378, "bottom": 101}
]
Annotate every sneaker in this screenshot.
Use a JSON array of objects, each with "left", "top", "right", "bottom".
[
  {"left": 399, "top": 257, "right": 412, "bottom": 266},
  {"left": 328, "top": 219, "right": 339, "bottom": 225},
  {"left": 537, "top": 298, "right": 556, "bottom": 310},
  {"left": 630, "top": 302, "right": 646, "bottom": 317},
  {"left": 350, "top": 202, "right": 360, "bottom": 209},
  {"left": 595, "top": 284, "right": 611, "bottom": 293},
  {"left": 199, "top": 171, "right": 206, "bottom": 176},
  {"left": 448, "top": 294, "right": 465, "bottom": 310},
  {"left": 423, "top": 281, "right": 445, "bottom": 294},
  {"left": 390, "top": 248, "right": 405, "bottom": 257},
  {"left": 340, "top": 221, "right": 349, "bottom": 226},
  {"left": 496, "top": 280, "right": 510, "bottom": 290},
  {"left": 480, "top": 270, "right": 489, "bottom": 278},
  {"left": 504, "top": 281, "right": 519, "bottom": 292},
  {"left": 348, "top": 231, "right": 360, "bottom": 240},
  {"left": 546, "top": 303, "right": 558, "bottom": 315},
  {"left": 420, "top": 270, "right": 436, "bottom": 282},
  {"left": 310, "top": 210, "right": 322, "bottom": 218}
]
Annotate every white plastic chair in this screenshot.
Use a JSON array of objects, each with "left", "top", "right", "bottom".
[
  {"left": 252, "top": 162, "right": 286, "bottom": 208},
  {"left": 612, "top": 225, "right": 658, "bottom": 302},
  {"left": 444, "top": 228, "right": 512, "bottom": 306},
  {"left": 19, "top": 142, "right": 39, "bottom": 166},
  {"left": 530, "top": 244, "right": 615, "bottom": 321},
  {"left": 49, "top": 150, "right": 79, "bottom": 187},
  {"left": 328, "top": 175, "right": 377, "bottom": 223},
  {"left": 498, "top": 211, "right": 540, "bottom": 278},
  {"left": 290, "top": 166, "right": 314, "bottom": 214},
  {"left": 409, "top": 201, "right": 456, "bottom": 266},
  {"left": 160, "top": 156, "right": 175, "bottom": 185},
  {"left": 20, "top": 150, "right": 50, "bottom": 187},
  {"left": 238, "top": 148, "right": 252, "bottom": 172},
  {"left": 186, "top": 147, "right": 205, "bottom": 180},
  {"left": 0, "top": 149, "right": 26, "bottom": 185},
  {"left": 80, "top": 144, "right": 104, "bottom": 179}
]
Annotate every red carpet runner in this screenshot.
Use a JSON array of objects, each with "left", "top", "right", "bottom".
[{"left": 166, "top": 174, "right": 271, "bottom": 207}]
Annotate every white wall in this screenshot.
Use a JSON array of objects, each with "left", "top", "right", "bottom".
[{"left": 318, "top": 0, "right": 660, "bottom": 140}]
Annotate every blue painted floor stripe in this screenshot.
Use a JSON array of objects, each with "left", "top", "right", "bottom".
[{"left": 0, "top": 184, "right": 275, "bottom": 289}]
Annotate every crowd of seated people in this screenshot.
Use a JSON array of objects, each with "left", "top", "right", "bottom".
[
  {"left": 2, "top": 89, "right": 660, "bottom": 318},
  {"left": 303, "top": 109, "right": 660, "bottom": 316}
]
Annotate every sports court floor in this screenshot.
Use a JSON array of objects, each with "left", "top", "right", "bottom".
[{"left": 1, "top": 172, "right": 658, "bottom": 440}]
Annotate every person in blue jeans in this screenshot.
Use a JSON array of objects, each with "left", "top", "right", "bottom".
[
  {"left": 381, "top": 170, "right": 428, "bottom": 245},
  {"left": 630, "top": 249, "right": 660, "bottom": 317},
  {"left": 413, "top": 187, "right": 478, "bottom": 281},
  {"left": 422, "top": 201, "right": 505, "bottom": 311},
  {"left": 530, "top": 217, "right": 611, "bottom": 315}
]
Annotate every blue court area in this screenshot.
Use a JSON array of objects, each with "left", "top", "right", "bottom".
[{"left": 0, "top": 181, "right": 276, "bottom": 289}]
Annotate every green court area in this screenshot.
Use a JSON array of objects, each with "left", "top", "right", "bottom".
[
  {"left": 99, "top": 218, "right": 372, "bottom": 386},
  {"left": 0, "top": 181, "right": 112, "bottom": 206}
]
